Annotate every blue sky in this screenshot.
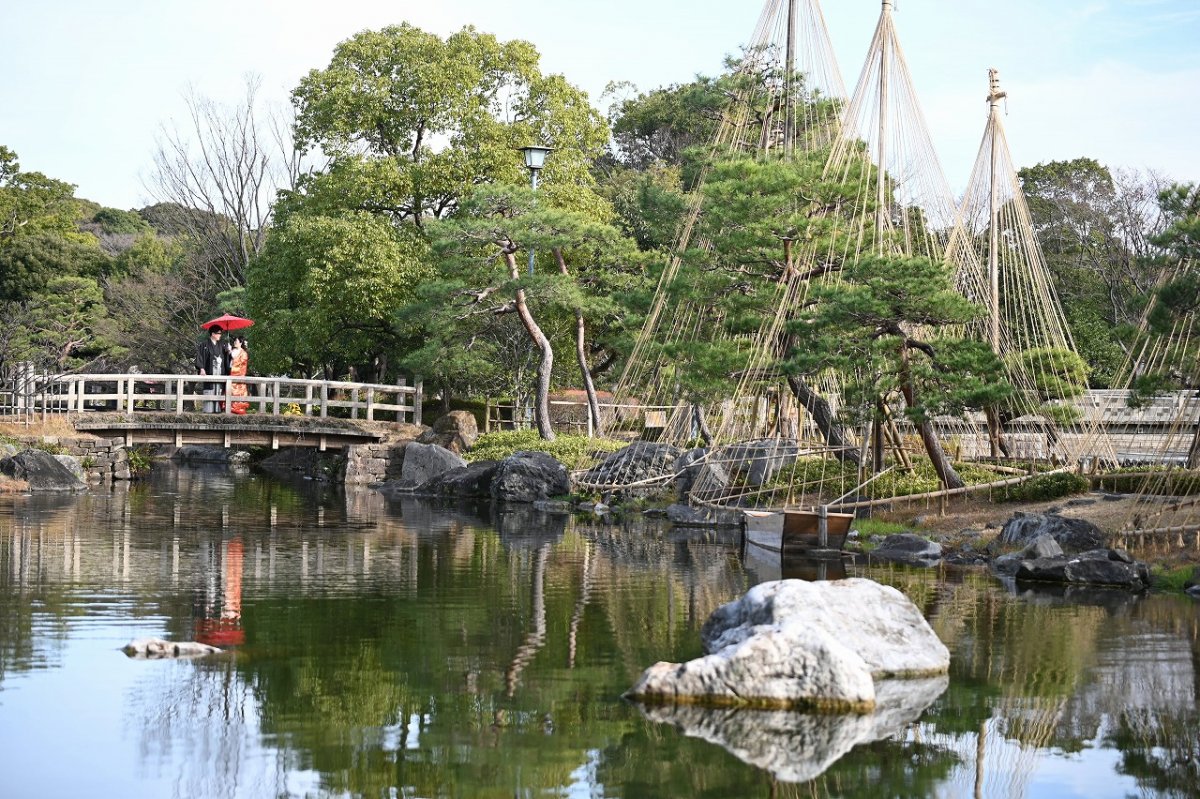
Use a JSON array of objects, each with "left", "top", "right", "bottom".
[{"left": 2, "top": 0, "right": 1197, "bottom": 209}]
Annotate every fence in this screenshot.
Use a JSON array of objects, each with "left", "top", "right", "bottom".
[{"left": 0, "top": 367, "right": 423, "bottom": 425}]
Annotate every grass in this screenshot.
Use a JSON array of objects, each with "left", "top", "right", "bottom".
[
  {"left": 851, "top": 518, "right": 912, "bottom": 537},
  {"left": 1150, "top": 564, "right": 1198, "bottom": 592}
]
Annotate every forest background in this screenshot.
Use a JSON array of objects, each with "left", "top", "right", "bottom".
[{"left": 1, "top": 22, "right": 1197, "bottom": 421}]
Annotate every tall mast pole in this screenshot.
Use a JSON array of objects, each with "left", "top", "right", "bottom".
[
  {"left": 875, "top": 0, "right": 892, "bottom": 252},
  {"left": 987, "top": 68, "right": 1007, "bottom": 352},
  {"left": 784, "top": 0, "right": 797, "bottom": 157}
]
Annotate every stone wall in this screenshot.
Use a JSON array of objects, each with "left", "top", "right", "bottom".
[
  {"left": 342, "top": 442, "right": 407, "bottom": 485},
  {"left": 14, "top": 435, "right": 131, "bottom": 481}
]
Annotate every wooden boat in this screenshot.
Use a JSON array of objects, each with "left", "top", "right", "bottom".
[{"left": 742, "top": 508, "right": 856, "bottom": 553}]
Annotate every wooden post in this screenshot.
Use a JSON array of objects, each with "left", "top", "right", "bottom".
[
  {"left": 414, "top": 377, "right": 423, "bottom": 426},
  {"left": 351, "top": 387, "right": 360, "bottom": 420},
  {"left": 175, "top": 378, "right": 184, "bottom": 414},
  {"left": 485, "top": 397, "right": 492, "bottom": 433},
  {"left": 77, "top": 377, "right": 86, "bottom": 413},
  {"left": 272, "top": 379, "right": 281, "bottom": 416},
  {"left": 125, "top": 378, "right": 135, "bottom": 416},
  {"left": 305, "top": 384, "right": 314, "bottom": 416},
  {"left": 366, "top": 387, "right": 376, "bottom": 421},
  {"left": 319, "top": 383, "right": 328, "bottom": 418},
  {"left": 224, "top": 377, "right": 233, "bottom": 414}
]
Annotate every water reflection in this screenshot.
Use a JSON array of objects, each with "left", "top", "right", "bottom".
[
  {"left": 0, "top": 464, "right": 1197, "bottom": 798},
  {"left": 635, "top": 675, "right": 949, "bottom": 783}
]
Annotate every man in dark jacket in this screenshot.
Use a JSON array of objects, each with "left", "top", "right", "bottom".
[{"left": 195, "top": 325, "right": 226, "bottom": 412}]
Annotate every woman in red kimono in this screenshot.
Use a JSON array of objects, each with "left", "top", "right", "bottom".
[{"left": 229, "top": 336, "right": 250, "bottom": 414}]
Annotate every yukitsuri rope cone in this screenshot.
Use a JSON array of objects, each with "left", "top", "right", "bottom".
[{"left": 584, "top": 1, "right": 1103, "bottom": 518}]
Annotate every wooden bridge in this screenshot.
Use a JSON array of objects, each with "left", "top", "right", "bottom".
[{"left": 2, "top": 372, "right": 423, "bottom": 451}]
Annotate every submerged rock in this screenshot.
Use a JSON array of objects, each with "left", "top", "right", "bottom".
[
  {"left": 1015, "top": 548, "right": 1150, "bottom": 590},
  {"left": 491, "top": 451, "right": 569, "bottom": 502},
  {"left": 123, "top": 637, "right": 221, "bottom": 659}
]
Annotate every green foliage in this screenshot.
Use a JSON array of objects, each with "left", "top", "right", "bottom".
[
  {"left": 1093, "top": 469, "right": 1200, "bottom": 496},
  {"left": 247, "top": 212, "right": 431, "bottom": 376},
  {"left": 849, "top": 518, "right": 911, "bottom": 536},
  {"left": 126, "top": 446, "right": 153, "bottom": 478},
  {"left": 997, "top": 472, "right": 1090, "bottom": 502},
  {"left": 787, "top": 254, "right": 1012, "bottom": 425},
  {"left": 92, "top": 207, "right": 152, "bottom": 235},
  {"left": 0, "top": 146, "right": 81, "bottom": 247},
  {"left": 13, "top": 275, "right": 124, "bottom": 370},
  {"left": 0, "top": 231, "right": 111, "bottom": 302},
  {"left": 465, "top": 430, "right": 625, "bottom": 470}
]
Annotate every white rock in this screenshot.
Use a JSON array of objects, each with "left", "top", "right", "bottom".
[
  {"left": 701, "top": 578, "right": 950, "bottom": 678},
  {"left": 626, "top": 623, "right": 876, "bottom": 711}
]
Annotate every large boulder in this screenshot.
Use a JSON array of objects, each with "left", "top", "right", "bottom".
[
  {"left": 1015, "top": 549, "right": 1150, "bottom": 590},
  {"left": 701, "top": 579, "right": 950, "bottom": 679},
  {"left": 415, "top": 460, "right": 500, "bottom": 498},
  {"left": 577, "top": 441, "right": 682, "bottom": 488},
  {"left": 626, "top": 579, "right": 948, "bottom": 711},
  {"left": 626, "top": 623, "right": 876, "bottom": 711},
  {"left": 396, "top": 442, "right": 467, "bottom": 489},
  {"left": 673, "top": 447, "right": 709, "bottom": 500},
  {"left": 491, "top": 451, "right": 570, "bottom": 502},
  {"left": 635, "top": 675, "right": 947, "bottom": 783},
  {"left": 870, "top": 534, "right": 943, "bottom": 567},
  {"left": 994, "top": 512, "right": 1105, "bottom": 554},
  {"left": 991, "top": 534, "right": 1064, "bottom": 577},
  {"left": 0, "top": 450, "right": 87, "bottom": 492},
  {"left": 720, "top": 438, "right": 800, "bottom": 487},
  {"left": 415, "top": 410, "right": 479, "bottom": 453}
]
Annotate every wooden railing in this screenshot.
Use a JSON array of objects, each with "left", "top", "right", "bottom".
[{"left": 3, "top": 372, "right": 423, "bottom": 425}]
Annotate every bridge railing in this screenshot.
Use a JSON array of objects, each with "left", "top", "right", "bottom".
[{"left": 9, "top": 373, "right": 423, "bottom": 425}]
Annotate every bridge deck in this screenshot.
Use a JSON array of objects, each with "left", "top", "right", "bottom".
[{"left": 73, "top": 412, "right": 388, "bottom": 451}]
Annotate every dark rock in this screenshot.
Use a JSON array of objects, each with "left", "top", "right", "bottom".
[
  {"left": 397, "top": 442, "right": 467, "bottom": 489},
  {"left": 1065, "top": 498, "right": 1097, "bottom": 507},
  {"left": 666, "top": 503, "right": 741, "bottom": 527},
  {"left": 995, "top": 512, "right": 1105, "bottom": 554},
  {"left": 1015, "top": 557, "right": 1070, "bottom": 583},
  {"left": 641, "top": 507, "right": 670, "bottom": 519},
  {"left": 0, "top": 450, "right": 87, "bottom": 492},
  {"left": 870, "top": 534, "right": 942, "bottom": 567},
  {"left": 991, "top": 553, "right": 1023, "bottom": 577},
  {"left": 673, "top": 447, "right": 709, "bottom": 500},
  {"left": 720, "top": 438, "right": 799, "bottom": 487},
  {"left": 532, "top": 499, "right": 573, "bottom": 513},
  {"left": 1186, "top": 585, "right": 1200, "bottom": 599},
  {"left": 491, "top": 451, "right": 570, "bottom": 503},
  {"left": 1064, "top": 556, "right": 1145, "bottom": 589},
  {"left": 1184, "top": 567, "right": 1200, "bottom": 591},
  {"left": 1015, "top": 549, "right": 1149, "bottom": 591},
  {"left": 412, "top": 459, "right": 499, "bottom": 498},
  {"left": 578, "top": 441, "right": 682, "bottom": 489},
  {"left": 174, "top": 445, "right": 249, "bottom": 464},
  {"left": 415, "top": 410, "right": 478, "bottom": 453},
  {"left": 1100, "top": 493, "right": 1126, "bottom": 501}
]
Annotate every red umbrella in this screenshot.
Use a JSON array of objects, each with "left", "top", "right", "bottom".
[{"left": 200, "top": 313, "right": 254, "bottom": 331}]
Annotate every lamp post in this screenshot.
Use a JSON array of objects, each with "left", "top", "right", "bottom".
[{"left": 519, "top": 145, "right": 553, "bottom": 276}]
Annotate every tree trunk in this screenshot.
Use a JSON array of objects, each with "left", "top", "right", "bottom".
[
  {"left": 504, "top": 251, "right": 555, "bottom": 440},
  {"left": 553, "top": 248, "right": 603, "bottom": 437},
  {"left": 1187, "top": 424, "right": 1200, "bottom": 470},
  {"left": 693, "top": 404, "right": 713, "bottom": 446},
  {"left": 785, "top": 375, "right": 861, "bottom": 465},
  {"left": 984, "top": 405, "right": 1011, "bottom": 458},
  {"left": 900, "top": 347, "right": 964, "bottom": 490}
]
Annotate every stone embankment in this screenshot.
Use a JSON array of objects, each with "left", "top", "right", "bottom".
[{"left": 2, "top": 435, "right": 134, "bottom": 484}]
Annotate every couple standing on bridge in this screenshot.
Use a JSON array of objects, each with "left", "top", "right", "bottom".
[{"left": 195, "top": 324, "right": 251, "bottom": 415}]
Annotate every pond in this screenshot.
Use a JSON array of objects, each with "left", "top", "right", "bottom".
[{"left": 0, "top": 464, "right": 1197, "bottom": 798}]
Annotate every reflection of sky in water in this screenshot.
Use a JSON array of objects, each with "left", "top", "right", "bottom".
[{"left": 1, "top": 466, "right": 1198, "bottom": 798}]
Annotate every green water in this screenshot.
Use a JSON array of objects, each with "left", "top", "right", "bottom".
[{"left": 0, "top": 464, "right": 1196, "bottom": 798}]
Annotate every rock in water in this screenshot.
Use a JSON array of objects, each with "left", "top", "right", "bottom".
[
  {"left": 702, "top": 579, "right": 950, "bottom": 679},
  {"left": 123, "top": 637, "right": 221, "bottom": 659},
  {"left": 626, "top": 579, "right": 949, "bottom": 711},
  {"left": 626, "top": 624, "right": 876, "bottom": 712},
  {"left": 0, "top": 450, "right": 86, "bottom": 492}
]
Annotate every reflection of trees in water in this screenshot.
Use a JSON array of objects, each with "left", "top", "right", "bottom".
[
  {"left": 4, "top": 471, "right": 1200, "bottom": 797},
  {"left": 858, "top": 564, "right": 1200, "bottom": 798}
]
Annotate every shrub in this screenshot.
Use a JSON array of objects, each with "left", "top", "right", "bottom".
[
  {"left": 997, "top": 471, "right": 1090, "bottom": 502},
  {"left": 1093, "top": 469, "right": 1200, "bottom": 496},
  {"left": 466, "top": 430, "right": 626, "bottom": 471}
]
